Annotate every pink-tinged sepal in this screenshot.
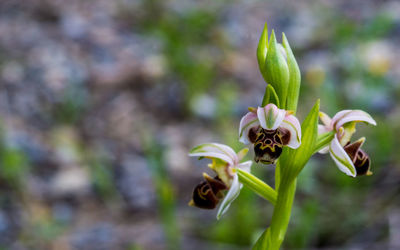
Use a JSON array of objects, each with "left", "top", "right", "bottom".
[
  {"left": 257, "top": 104, "right": 286, "bottom": 130},
  {"left": 318, "top": 124, "right": 331, "bottom": 154},
  {"left": 189, "top": 143, "right": 238, "bottom": 166},
  {"left": 216, "top": 160, "right": 252, "bottom": 219},
  {"left": 280, "top": 114, "right": 301, "bottom": 149},
  {"left": 239, "top": 112, "right": 260, "bottom": 145},
  {"left": 318, "top": 124, "right": 331, "bottom": 135},
  {"left": 332, "top": 110, "right": 377, "bottom": 132},
  {"left": 217, "top": 174, "right": 241, "bottom": 219},
  {"left": 329, "top": 135, "right": 357, "bottom": 177}
]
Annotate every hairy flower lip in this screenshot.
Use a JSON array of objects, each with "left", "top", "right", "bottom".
[
  {"left": 253, "top": 128, "right": 284, "bottom": 164},
  {"left": 189, "top": 173, "right": 228, "bottom": 209},
  {"left": 343, "top": 138, "right": 372, "bottom": 176}
]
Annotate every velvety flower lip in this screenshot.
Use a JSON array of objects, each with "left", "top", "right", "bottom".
[
  {"left": 188, "top": 143, "right": 252, "bottom": 219},
  {"left": 318, "top": 110, "right": 376, "bottom": 177}
]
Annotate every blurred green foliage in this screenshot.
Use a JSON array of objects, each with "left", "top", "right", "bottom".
[
  {"left": 88, "top": 155, "right": 116, "bottom": 200},
  {"left": 137, "top": 1, "right": 222, "bottom": 110},
  {"left": 52, "top": 84, "right": 88, "bottom": 125},
  {"left": 142, "top": 132, "right": 180, "bottom": 250},
  {"left": 0, "top": 0, "right": 398, "bottom": 249},
  {"left": 0, "top": 125, "right": 28, "bottom": 190}
]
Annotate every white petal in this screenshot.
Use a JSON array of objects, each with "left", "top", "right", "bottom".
[
  {"left": 257, "top": 104, "right": 286, "bottom": 130},
  {"left": 238, "top": 112, "right": 259, "bottom": 145},
  {"left": 189, "top": 143, "right": 238, "bottom": 166},
  {"left": 318, "top": 146, "right": 329, "bottom": 154},
  {"left": 319, "top": 112, "right": 332, "bottom": 127},
  {"left": 329, "top": 135, "right": 356, "bottom": 177},
  {"left": 332, "top": 110, "right": 376, "bottom": 131},
  {"left": 280, "top": 114, "right": 301, "bottom": 149},
  {"left": 217, "top": 174, "right": 241, "bottom": 219},
  {"left": 318, "top": 124, "right": 331, "bottom": 135},
  {"left": 237, "top": 160, "right": 252, "bottom": 173},
  {"left": 331, "top": 110, "right": 351, "bottom": 125}
]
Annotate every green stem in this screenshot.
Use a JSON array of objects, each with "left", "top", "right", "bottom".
[
  {"left": 237, "top": 169, "right": 277, "bottom": 205},
  {"left": 268, "top": 178, "right": 297, "bottom": 250}
]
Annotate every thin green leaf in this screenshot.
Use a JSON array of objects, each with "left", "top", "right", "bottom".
[
  {"left": 279, "top": 99, "right": 320, "bottom": 186},
  {"left": 237, "top": 169, "right": 277, "bottom": 205}
]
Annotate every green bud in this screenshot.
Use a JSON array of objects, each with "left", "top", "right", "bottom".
[
  {"left": 257, "top": 23, "right": 269, "bottom": 72},
  {"left": 257, "top": 24, "right": 301, "bottom": 111},
  {"left": 264, "top": 30, "right": 289, "bottom": 109},
  {"left": 282, "top": 33, "right": 301, "bottom": 113}
]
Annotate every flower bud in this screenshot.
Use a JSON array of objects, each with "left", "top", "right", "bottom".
[{"left": 257, "top": 24, "right": 300, "bottom": 110}]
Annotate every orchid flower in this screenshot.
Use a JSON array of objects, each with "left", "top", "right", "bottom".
[
  {"left": 318, "top": 110, "right": 377, "bottom": 177},
  {"left": 188, "top": 143, "right": 252, "bottom": 219},
  {"left": 239, "top": 103, "right": 301, "bottom": 164}
]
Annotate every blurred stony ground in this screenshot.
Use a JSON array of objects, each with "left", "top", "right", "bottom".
[{"left": 0, "top": 0, "right": 399, "bottom": 249}]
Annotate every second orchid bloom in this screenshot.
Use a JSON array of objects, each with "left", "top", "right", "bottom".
[
  {"left": 188, "top": 143, "right": 252, "bottom": 219},
  {"left": 318, "top": 110, "right": 377, "bottom": 177},
  {"left": 239, "top": 103, "right": 301, "bottom": 164}
]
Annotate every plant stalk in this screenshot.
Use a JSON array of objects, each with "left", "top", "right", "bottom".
[{"left": 268, "top": 177, "right": 297, "bottom": 250}]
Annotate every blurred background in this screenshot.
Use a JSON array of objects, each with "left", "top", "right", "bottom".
[{"left": 0, "top": 0, "right": 399, "bottom": 249}]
